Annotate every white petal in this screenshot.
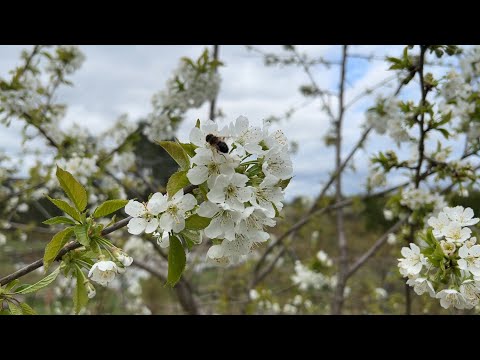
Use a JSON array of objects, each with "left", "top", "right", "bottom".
[
  {"left": 187, "top": 166, "right": 209, "bottom": 185},
  {"left": 172, "top": 189, "right": 184, "bottom": 203},
  {"left": 147, "top": 193, "right": 167, "bottom": 215},
  {"left": 179, "top": 193, "right": 197, "bottom": 212},
  {"left": 459, "top": 245, "right": 469, "bottom": 258},
  {"left": 160, "top": 212, "right": 174, "bottom": 232},
  {"left": 158, "top": 232, "right": 170, "bottom": 248},
  {"left": 236, "top": 186, "right": 253, "bottom": 203},
  {"left": 205, "top": 217, "right": 223, "bottom": 239},
  {"left": 172, "top": 216, "right": 186, "bottom": 233},
  {"left": 125, "top": 200, "right": 145, "bottom": 217},
  {"left": 197, "top": 201, "right": 219, "bottom": 218},
  {"left": 410, "top": 243, "right": 420, "bottom": 254},
  {"left": 207, "top": 244, "right": 224, "bottom": 259},
  {"left": 145, "top": 218, "right": 160, "bottom": 233},
  {"left": 207, "top": 188, "right": 226, "bottom": 204},
  {"left": 127, "top": 218, "right": 147, "bottom": 235},
  {"left": 457, "top": 259, "right": 468, "bottom": 270},
  {"left": 190, "top": 127, "right": 205, "bottom": 147},
  {"left": 470, "top": 245, "right": 480, "bottom": 257}
]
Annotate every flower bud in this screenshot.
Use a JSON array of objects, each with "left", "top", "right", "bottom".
[{"left": 85, "top": 281, "right": 96, "bottom": 299}]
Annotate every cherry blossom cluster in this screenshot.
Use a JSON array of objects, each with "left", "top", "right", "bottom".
[
  {"left": 249, "top": 289, "right": 313, "bottom": 314},
  {"left": 366, "top": 97, "right": 410, "bottom": 145},
  {"left": 383, "top": 186, "right": 447, "bottom": 228},
  {"left": 398, "top": 206, "right": 480, "bottom": 309},
  {"left": 143, "top": 53, "right": 221, "bottom": 143},
  {"left": 125, "top": 116, "right": 293, "bottom": 266},
  {"left": 291, "top": 250, "right": 334, "bottom": 291}
]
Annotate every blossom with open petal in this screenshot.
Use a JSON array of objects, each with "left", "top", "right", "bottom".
[
  {"left": 398, "top": 243, "right": 426, "bottom": 276},
  {"left": 251, "top": 174, "right": 284, "bottom": 218},
  {"left": 427, "top": 212, "right": 451, "bottom": 238},
  {"left": 436, "top": 289, "right": 467, "bottom": 309},
  {"left": 187, "top": 147, "right": 238, "bottom": 187},
  {"left": 406, "top": 277, "right": 435, "bottom": 297},
  {"left": 262, "top": 119, "right": 289, "bottom": 150},
  {"left": 262, "top": 146, "right": 293, "bottom": 181},
  {"left": 189, "top": 119, "right": 230, "bottom": 149},
  {"left": 159, "top": 189, "right": 197, "bottom": 233},
  {"left": 459, "top": 280, "right": 480, "bottom": 308},
  {"left": 125, "top": 193, "right": 167, "bottom": 235},
  {"left": 444, "top": 206, "right": 479, "bottom": 227},
  {"left": 229, "top": 116, "right": 263, "bottom": 156},
  {"left": 197, "top": 201, "right": 241, "bottom": 241},
  {"left": 443, "top": 222, "right": 471, "bottom": 244},
  {"left": 88, "top": 260, "right": 119, "bottom": 287},
  {"left": 236, "top": 206, "right": 275, "bottom": 243},
  {"left": 207, "top": 173, "right": 253, "bottom": 211},
  {"left": 457, "top": 244, "right": 480, "bottom": 276}
]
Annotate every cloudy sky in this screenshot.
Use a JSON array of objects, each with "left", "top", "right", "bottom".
[{"left": 0, "top": 45, "right": 462, "bottom": 200}]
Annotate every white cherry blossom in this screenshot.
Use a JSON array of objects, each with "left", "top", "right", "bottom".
[
  {"left": 398, "top": 243, "right": 426, "bottom": 276},
  {"left": 436, "top": 289, "right": 467, "bottom": 310},
  {"left": 125, "top": 192, "right": 166, "bottom": 235},
  {"left": 159, "top": 189, "right": 197, "bottom": 233},
  {"left": 187, "top": 147, "right": 238, "bottom": 187},
  {"left": 262, "top": 147, "right": 293, "bottom": 181},
  {"left": 250, "top": 174, "right": 284, "bottom": 218},
  {"left": 443, "top": 206, "right": 479, "bottom": 227},
  {"left": 88, "top": 260, "right": 119, "bottom": 287},
  {"left": 457, "top": 244, "right": 480, "bottom": 276},
  {"left": 442, "top": 222, "right": 471, "bottom": 244},
  {"left": 197, "top": 201, "right": 241, "bottom": 241},
  {"left": 207, "top": 173, "right": 253, "bottom": 212}
]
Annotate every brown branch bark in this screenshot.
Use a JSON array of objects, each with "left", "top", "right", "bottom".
[
  {"left": 0, "top": 185, "right": 197, "bottom": 287},
  {"left": 345, "top": 217, "right": 408, "bottom": 279},
  {"left": 331, "top": 45, "right": 348, "bottom": 315},
  {"left": 209, "top": 45, "right": 219, "bottom": 121}
]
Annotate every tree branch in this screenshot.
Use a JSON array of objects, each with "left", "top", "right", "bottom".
[
  {"left": 0, "top": 185, "right": 197, "bottom": 287},
  {"left": 345, "top": 217, "right": 408, "bottom": 279},
  {"left": 331, "top": 45, "right": 348, "bottom": 315},
  {"left": 209, "top": 45, "right": 219, "bottom": 121}
]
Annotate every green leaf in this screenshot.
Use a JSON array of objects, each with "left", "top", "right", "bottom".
[
  {"left": 93, "top": 199, "right": 129, "bottom": 218},
  {"left": 424, "top": 228, "right": 436, "bottom": 247},
  {"left": 277, "top": 177, "right": 292, "bottom": 190},
  {"left": 43, "top": 216, "right": 76, "bottom": 226},
  {"left": 14, "top": 284, "right": 32, "bottom": 293},
  {"left": 185, "top": 214, "right": 211, "bottom": 230},
  {"left": 74, "top": 225, "right": 90, "bottom": 247},
  {"left": 179, "top": 142, "right": 197, "bottom": 158},
  {"left": 8, "top": 302, "right": 23, "bottom": 315},
  {"left": 20, "top": 303, "right": 36, "bottom": 315},
  {"left": 43, "top": 227, "right": 74, "bottom": 270},
  {"left": 181, "top": 229, "right": 202, "bottom": 250},
  {"left": 16, "top": 266, "right": 61, "bottom": 294},
  {"left": 195, "top": 119, "right": 201, "bottom": 128},
  {"left": 437, "top": 128, "right": 450, "bottom": 139},
  {"left": 4, "top": 279, "right": 19, "bottom": 291},
  {"left": 167, "top": 235, "right": 186, "bottom": 286},
  {"left": 47, "top": 196, "right": 81, "bottom": 222},
  {"left": 157, "top": 141, "right": 190, "bottom": 170},
  {"left": 167, "top": 170, "right": 190, "bottom": 198},
  {"left": 56, "top": 166, "right": 88, "bottom": 212},
  {"left": 73, "top": 268, "right": 89, "bottom": 314}
]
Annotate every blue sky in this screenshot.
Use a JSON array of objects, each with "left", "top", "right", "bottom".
[{"left": 0, "top": 45, "right": 465, "bottom": 200}]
